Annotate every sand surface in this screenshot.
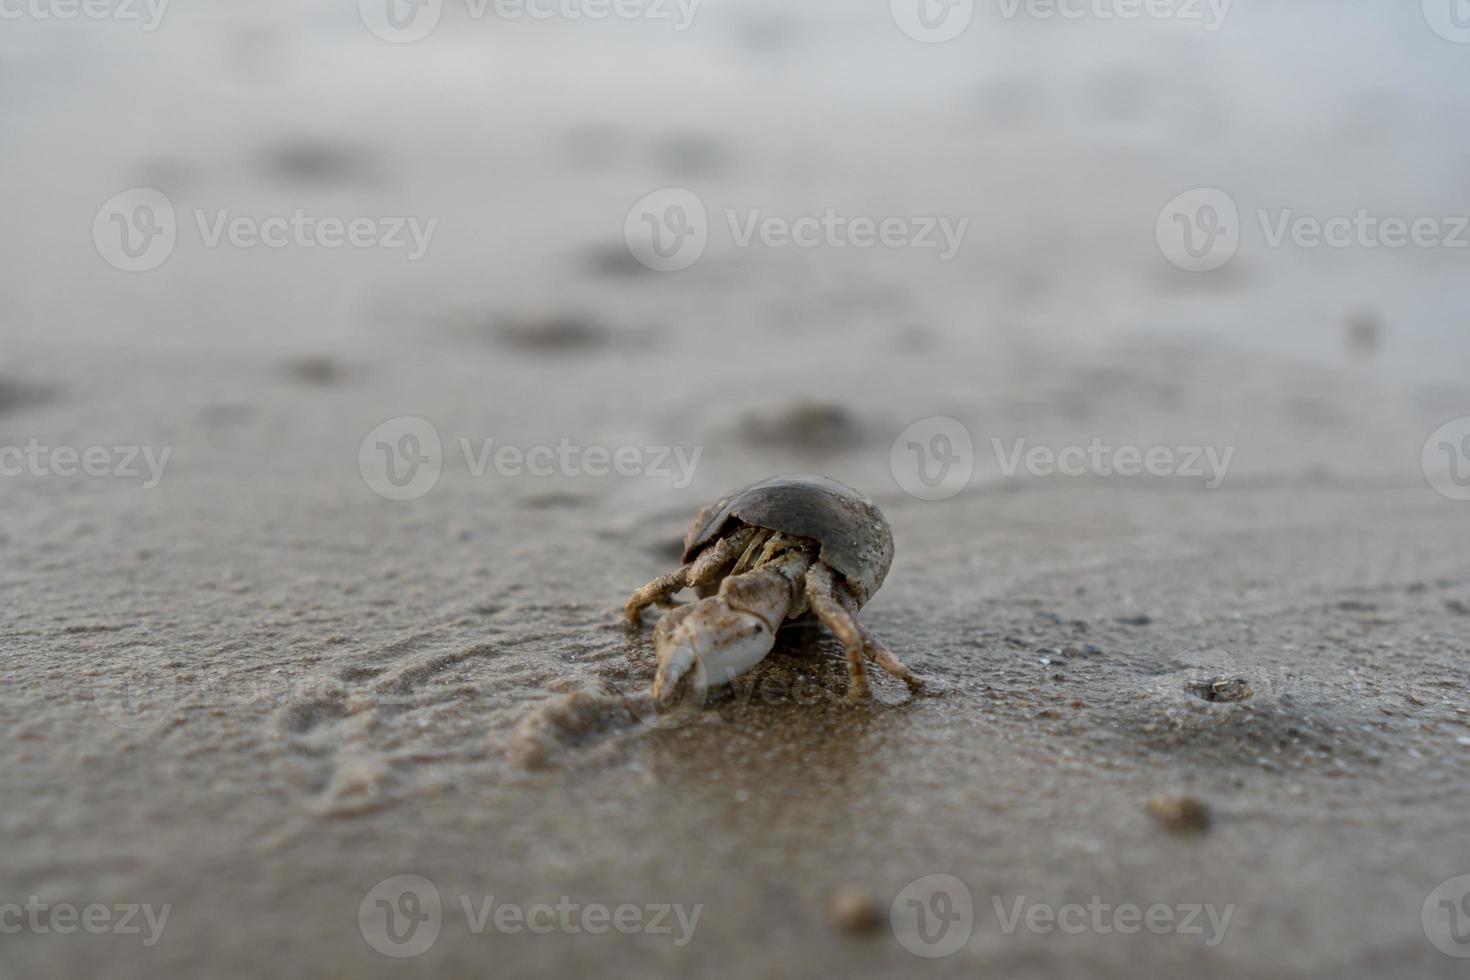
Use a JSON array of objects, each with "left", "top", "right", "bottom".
[
  {"left": 5, "top": 338, "right": 1468, "bottom": 978},
  {"left": 3, "top": 2, "right": 1470, "bottom": 977}
]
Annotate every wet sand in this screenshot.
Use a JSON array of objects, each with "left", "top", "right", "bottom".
[
  {"left": 3, "top": 335, "right": 1469, "bottom": 978},
  {"left": 3, "top": 2, "right": 1470, "bottom": 976}
]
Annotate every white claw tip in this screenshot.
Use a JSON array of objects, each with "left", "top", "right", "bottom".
[{"left": 653, "top": 644, "right": 696, "bottom": 703}]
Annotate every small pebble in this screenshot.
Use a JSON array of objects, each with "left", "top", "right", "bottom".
[
  {"left": 1345, "top": 309, "right": 1382, "bottom": 354},
  {"left": 1147, "top": 794, "right": 1211, "bottom": 834},
  {"left": 1186, "top": 677, "right": 1254, "bottom": 703},
  {"left": 282, "top": 356, "right": 343, "bottom": 385},
  {"left": 830, "top": 887, "right": 883, "bottom": 935},
  {"left": 738, "top": 400, "right": 866, "bottom": 452}
]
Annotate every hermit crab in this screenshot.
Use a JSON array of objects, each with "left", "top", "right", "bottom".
[{"left": 625, "top": 475, "right": 925, "bottom": 703}]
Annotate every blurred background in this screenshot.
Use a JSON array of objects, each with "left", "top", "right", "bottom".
[{"left": 4, "top": 0, "right": 1468, "bottom": 373}]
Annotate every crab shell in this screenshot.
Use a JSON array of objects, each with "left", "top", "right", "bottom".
[{"left": 682, "top": 474, "right": 894, "bottom": 606}]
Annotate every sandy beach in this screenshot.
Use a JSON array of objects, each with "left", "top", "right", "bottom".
[{"left": 2, "top": 1, "right": 1469, "bottom": 976}]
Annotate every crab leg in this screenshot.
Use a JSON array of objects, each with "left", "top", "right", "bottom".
[
  {"left": 652, "top": 549, "right": 811, "bottom": 703},
  {"left": 624, "top": 525, "right": 761, "bottom": 623},
  {"left": 837, "top": 590, "right": 925, "bottom": 691},
  {"left": 803, "top": 564, "right": 872, "bottom": 701}
]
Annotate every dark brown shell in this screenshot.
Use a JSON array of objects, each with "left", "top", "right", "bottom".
[{"left": 682, "top": 475, "right": 894, "bottom": 605}]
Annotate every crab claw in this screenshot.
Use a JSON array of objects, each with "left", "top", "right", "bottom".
[
  {"left": 651, "top": 596, "right": 777, "bottom": 704},
  {"left": 651, "top": 635, "right": 698, "bottom": 703}
]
